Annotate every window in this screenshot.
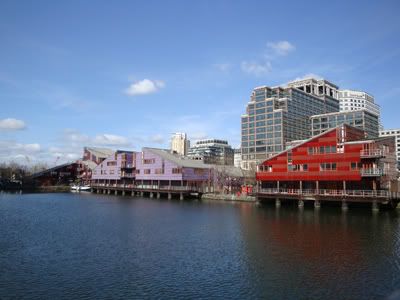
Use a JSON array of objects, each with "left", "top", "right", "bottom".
[
  {"left": 143, "top": 158, "right": 155, "bottom": 164},
  {"left": 155, "top": 168, "right": 164, "bottom": 174},
  {"left": 308, "top": 147, "right": 314, "bottom": 155},
  {"left": 351, "top": 162, "right": 357, "bottom": 170},
  {"left": 107, "top": 161, "right": 117, "bottom": 166},
  {"left": 320, "top": 163, "right": 337, "bottom": 171},
  {"left": 172, "top": 168, "right": 182, "bottom": 174},
  {"left": 144, "top": 169, "right": 151, "bottom": 174}
]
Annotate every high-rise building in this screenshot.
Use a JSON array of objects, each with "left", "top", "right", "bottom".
[
  {"left": 170, "top": 133, "right": 190, "bottom": 156},
  {"left": 188, "top": 139, "right": 234, "bottom": 165},
  {"left": 338, "top": 90, "right": 380, "bottom": 117},
  {"left": 379, "top": 129, "right": 400, "bottom": 170},
  {"left": 241, "top": 77, "right": 339, "bottom": 170},
  {"left": 233, "top": 148, "right": 242, "bottom": 168},
  {"left": 310, "top": 110, "right": 379, "bottom": 138}
]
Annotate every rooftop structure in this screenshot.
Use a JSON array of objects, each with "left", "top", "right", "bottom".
[{"left": 188, "top": 139, "right": 234, "bottom": 165}]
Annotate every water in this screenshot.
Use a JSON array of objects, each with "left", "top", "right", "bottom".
[{"left": 1, "top": 192, "right": 400, "bottom": 299}]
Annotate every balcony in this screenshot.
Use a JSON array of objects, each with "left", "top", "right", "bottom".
[
  {"left": 121, "top": 173, "right": 135, "bottom": 178},
  {"left": 121, "top": 164, "right": 134, "bottom": 169},
  {"left": 360, "top": 149, "right": 385, "bottom": 158},
  {"left": 360, "top": 168, "right": 384, "bottom": 177}
]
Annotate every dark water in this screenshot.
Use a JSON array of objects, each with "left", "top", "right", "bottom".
[{"left": 1, "top": 193, "right": 400, "bottom": 300}]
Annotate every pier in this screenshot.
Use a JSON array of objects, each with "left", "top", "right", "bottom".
[
  {"left": 257, "top": 188, "right": 400, "bottom": 210},
  {"left": 90, "top": 183, "right": 205, "bottom": 200}
]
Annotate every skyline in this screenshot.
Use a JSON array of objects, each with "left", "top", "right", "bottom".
[{"left": 1, "top": 0, "right": 400, "bottom": 165}]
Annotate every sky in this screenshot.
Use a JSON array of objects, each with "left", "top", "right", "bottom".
[{"left": 1, "top": 0, "right": 400, "bottom": 165}]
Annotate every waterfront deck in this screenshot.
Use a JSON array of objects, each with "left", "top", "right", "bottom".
[
  {"left": 257, "top": 188, "right": 400, "bottom": 209},
  {"left": 90, "top": 183, "right": 207, "bottom": 200}
]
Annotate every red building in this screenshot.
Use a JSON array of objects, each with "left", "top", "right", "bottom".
[{"left": 256, "top": 125, "right": 399, "bottom": 207}]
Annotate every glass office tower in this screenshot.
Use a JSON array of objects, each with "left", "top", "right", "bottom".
[{"left": 241, "top": 78, "right": 340, "bottom": 170}]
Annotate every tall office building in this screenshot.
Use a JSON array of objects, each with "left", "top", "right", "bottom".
[
  {"left": 379, "top": 129, "right": 400, "bottom": 170},
  {"left": 310, "top": 110, "right": 379, "bottom": 138},
  {"left": 338, "top": 90, "right": 380, "bottom": 116},
  {"left": 170, "top": 133, "right": 190, "bottom": 156},
  {"left": 188, "top": 139, "right": 234, "bottom": 165},
  {"left": 241, "top": 77, "right": 339, "bottom": 170}
]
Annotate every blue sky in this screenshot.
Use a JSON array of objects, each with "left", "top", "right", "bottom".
[{"left": 1, "top": 0, "right": 399, "bottom": 164}]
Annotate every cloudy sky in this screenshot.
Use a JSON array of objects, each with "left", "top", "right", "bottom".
[{"left": 1, "top": 0, "right": 399, "bottom": 165}]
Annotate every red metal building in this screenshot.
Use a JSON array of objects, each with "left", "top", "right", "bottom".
[{"left": 256, "top": 125, "right": 399, "bottom": 206}]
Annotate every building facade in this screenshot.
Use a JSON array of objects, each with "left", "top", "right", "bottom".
[
  {"left": 135, "top": 147, "right": 212, "bottom": 191},
  {"left": 338, "top": 90, "right": 380, "bottom": 117},
  {"left": 170, "top": 132, "right": 190, "bottom": 156},
  {"left": 310, "top": 110, "right": 379, "bottom": 138},
  {"left": 241, "top": 77, "right": 340, "bottom": 170},
  {"left": 380, "top": 129, "right": 400, "bottom": 170},
  {"left": 256, "top": 125, "right": 398, "bottom": 203},
  {"left": 188, "top": 139, "right": 234, "bottom": 165},
  {"left": 91, "top": 150, "right": 136, "bottom": 185},
  {"left": 233, "top": 148, "right": 242, "bottom": 168}
]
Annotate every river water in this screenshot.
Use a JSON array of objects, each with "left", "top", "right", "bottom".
[{"left": 1, "top": 192, "right": 400, "bottom": 299}]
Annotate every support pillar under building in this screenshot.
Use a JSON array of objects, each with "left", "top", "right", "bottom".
[
  {"left": 157, "top": 192, "right": 160, "bottom": 199},
  {"left": 180, "top": 193, "right": 184, "bottom": 201},
  {"left": 150, "top": 192, "right": 153, "bottom": 198},
  {"left": 168, "top": 193, "right": 172, "bottom": 200}
]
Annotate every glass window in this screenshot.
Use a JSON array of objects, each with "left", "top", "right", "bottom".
[{"left": 256, "top": 108, "right": 265, "bottom": 114}]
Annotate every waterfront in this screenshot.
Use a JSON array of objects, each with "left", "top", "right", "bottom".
[{"left": 1, "top": 193, "right": 400, "bottom": 299}]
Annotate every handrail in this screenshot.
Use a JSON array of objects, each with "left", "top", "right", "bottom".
[{"left": 258, "top": 188, "right": 394, "bottom": 198}]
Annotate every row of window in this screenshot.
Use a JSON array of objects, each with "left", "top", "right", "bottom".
[
  {"left": 308, "top": 146, "right": 337, "bottom": 155},
  {"left": 259, "top": 162, "right": 367, "bottom": 172}
]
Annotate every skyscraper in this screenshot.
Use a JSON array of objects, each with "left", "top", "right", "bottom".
[
  {"left": 241, "top": 78, "right": 340, "bottom": 170},
  {"left": 170, "top": 133, "right": 190, "bottom": 156}
]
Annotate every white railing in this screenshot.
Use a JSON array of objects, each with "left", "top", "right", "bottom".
[
  {"left": 361, "top": 168, "right": 384, "bottom": 176},
  {"left": 258, "top": 188, "right": 394, "bottom": 198},
  {"left": 360, "top": 149, "right": 384, "bottom": 157}
]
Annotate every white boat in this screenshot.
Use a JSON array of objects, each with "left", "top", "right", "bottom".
[{"left": 71, "top": 185, "right": 91, "bottom": 192}]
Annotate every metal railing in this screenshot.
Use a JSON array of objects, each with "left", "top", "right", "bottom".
[
  {"left": 360, "top": 149, "right": 384, "bottom": 158},
  {"left": 360, "top": 168, "right": 384, "bottom": 176},
  {"left": 91, "top": 183, "right": 199, "bottom": 192},
  {"left": 258, "top": 188, "right": 397, "bottom": 198}
]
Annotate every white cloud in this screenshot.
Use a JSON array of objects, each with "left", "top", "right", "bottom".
[
  {"left": 288, "top": 73, "right": 324, "bottom": 84},
  {"left": 125, "top": 79, "right": 165, "bottom": 96},
  {"left": 0, "top": 118, "right": 26, "bottom": 130},
  {"left": 241, "top": 61, "right": 272, "bottom": 76},
  {"left": 63, "top": 129, "right": 90, "bottom": 143},
  {"left": 93, "top": 134, "right": 130, "bottom": 147},
  {"left": 149, "top": 134, "right": 164, "bottom": 144},
  {"left": 266, "top": 41, "right": 295, "bottom": 56},
  {"left": 213, "top": 63, "right": 232, "bottom": 72},
  {"left": 0, "top": 141, "right": 42, "bottom": 164}
]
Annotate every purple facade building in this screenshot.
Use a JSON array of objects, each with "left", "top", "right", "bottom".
[
  {"left": 92, "top": 150, "right": 136, "bottom": 186},
  {"left": 135, "top": 148, "right": 212, "bottom": 190}
]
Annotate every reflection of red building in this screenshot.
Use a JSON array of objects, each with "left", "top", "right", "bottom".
[{"left": 256, "top": 125, "right": 399, "bottom": 205}]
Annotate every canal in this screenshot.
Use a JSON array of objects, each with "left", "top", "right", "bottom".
[{"left": 1, "top": 192, "right": 400, "bottom": 299}]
